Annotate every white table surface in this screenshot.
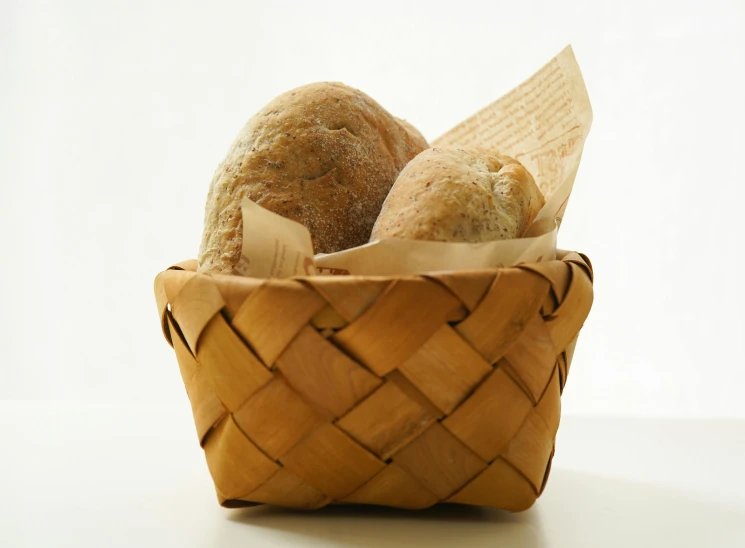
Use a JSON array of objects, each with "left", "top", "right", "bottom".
[{"left": 1, "top": 401, "right": 743, "bottom": 547}]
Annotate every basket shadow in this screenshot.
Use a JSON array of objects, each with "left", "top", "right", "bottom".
[
  {"left": 225, "top": 497, "right": 543, "bottom": 547},
  {"left": 219, "top": 467, "right": 745, "bottom": 547}
]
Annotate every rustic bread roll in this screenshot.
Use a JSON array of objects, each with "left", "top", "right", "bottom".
[
  {"left": 370, "top": 146, "right": 545, "bottom": 243},
  {"left": 198, "top": 82, "right": 428, "bottom": 274}
]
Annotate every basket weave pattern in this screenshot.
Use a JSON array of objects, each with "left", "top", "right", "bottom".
[{"left": 154, "top": 252, "right": 593, "bottom": 511}]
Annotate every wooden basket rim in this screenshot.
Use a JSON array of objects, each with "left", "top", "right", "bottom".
[{"left": 157, "top": 250, "right": 592, "bottom": 283}]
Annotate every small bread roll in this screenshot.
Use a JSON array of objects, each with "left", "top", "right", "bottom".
[
  {"left": 199, "top": 82, "right": 428, "bottom": 274},
  {"left": 370, "top": 147, "right": 545, "bottom": 243}
]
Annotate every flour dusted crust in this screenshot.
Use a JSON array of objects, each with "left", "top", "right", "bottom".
[
  {"left": 370, "top": 147, "right": 545, "bottom": 243},
  {"left": 197, "top": 82, "right": 428, "bottom": 274}
]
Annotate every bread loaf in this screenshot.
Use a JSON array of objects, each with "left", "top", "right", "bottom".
[
  {"left": 198, "top": 82, "right": 428, "bottom": 274},
  {"left": 370, "top": 146, "right": 544, "bottom": 243}
]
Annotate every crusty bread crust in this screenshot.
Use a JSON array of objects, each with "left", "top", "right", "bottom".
[
  {"left": 198, "top": 82, "right": 428, "bottom": 274},
  {"left": 370, "top": 147, "right": 544, "bottom": 243}
]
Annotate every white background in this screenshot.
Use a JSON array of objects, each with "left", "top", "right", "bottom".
[{"left": 2, "top": 0, "right": 744, "bottom": 419}]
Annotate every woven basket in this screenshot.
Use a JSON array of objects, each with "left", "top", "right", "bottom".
[{"left": 154, "top": 251, "right": 593, "bottom": 511}]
